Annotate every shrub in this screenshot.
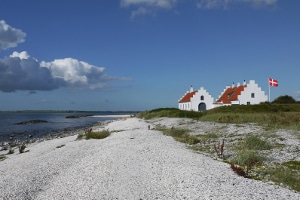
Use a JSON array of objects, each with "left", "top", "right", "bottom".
[
  {"left": 19, "top": 143, "right": 26, "bottom": 153},
  {"left": 265, "top": 165, "right": 300, "bottom": 192},
  {"left": 232, "top": 150, "right": 265, "bottom": 166},
  {"left": 85, "top": 130, "right": 110, "bottom": 140},
  {"left": 157, "top": 127, "right": 200, "bottom": 145},
  {"left": 242, "top": 136, "right": 271, "bottom": 150},
  {"left": 0, "top": 155, "right": 6, "bottom": 161},
  {"left": 272, "top": 95, "right": 296, "bottom": 104}
]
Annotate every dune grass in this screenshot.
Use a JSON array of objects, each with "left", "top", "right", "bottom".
[
  {"left": 138, "top": 106, "right": 300, "bottom": 192},
  {"left": 156, "top": 126, "right": 200, "bottom": 145},
  {"left": 77, "top": 130, "right": 110, "bottom": 140},
  {"left": 138, "top": 104, "right": 300, "bottom": 131},
  {"left": 0, "top": 155, "right": 6, "bottom": 161}
]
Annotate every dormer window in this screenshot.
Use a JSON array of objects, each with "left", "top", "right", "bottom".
[{"left": 227, "top": 91, "right": 234, "bottom": 98}]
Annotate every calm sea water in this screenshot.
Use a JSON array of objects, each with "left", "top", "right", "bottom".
[{"left": 0, "top": 111, "right": 135, "bottom": 142}]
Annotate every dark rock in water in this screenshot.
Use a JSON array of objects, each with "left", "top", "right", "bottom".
[
  {"left": 66, "top": 114, "right": 92, "bottom": 118},
  {"left": 16, "top": 120, "right": 48, "bottom": 125}
]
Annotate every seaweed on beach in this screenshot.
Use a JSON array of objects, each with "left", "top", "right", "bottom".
[{"left": 16, "top": 120, "right": 48, "bottom": 125}]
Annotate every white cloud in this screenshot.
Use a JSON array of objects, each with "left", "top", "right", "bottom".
[
  {"left": 0, "top": 51, "right": 131, "bottom": 92},
  {"left": 196, "top": 0, "right": 277, "bottom": 10},
  {"left": 121, "top": 0, "right": 177, "bottom": 18},
  {"left": 0, "top": 20, "right": 26, "bottom": 51},
  {"left": 121, "top": 0, "right": 177, "bottom": 9},
  {"left": 130, "top": 7, "right": 152, "bottom": 18}
]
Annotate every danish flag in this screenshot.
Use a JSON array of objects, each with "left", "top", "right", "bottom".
[{"left": 269, "top": 78, "right": 278, "bottom": 87}]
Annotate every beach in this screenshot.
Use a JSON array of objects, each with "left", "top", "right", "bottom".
[{"left": 0, "top": 117, "right": 299, "bottom": 200}]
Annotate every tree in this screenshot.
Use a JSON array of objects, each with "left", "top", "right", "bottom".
[{"left": 272, "top": 95, "right": 296, "bottom": 104}]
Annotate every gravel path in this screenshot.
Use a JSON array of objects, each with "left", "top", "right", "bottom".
[{"left": 0, "top": 118, "right": 299, "bottom": 200}]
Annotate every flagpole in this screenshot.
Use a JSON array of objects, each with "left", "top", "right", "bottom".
[{"left": 268, "top": 79, "right": 271, "bottom": 103}]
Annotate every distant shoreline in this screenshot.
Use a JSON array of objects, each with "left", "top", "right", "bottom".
[{"left": 90, "top": 114, "right": 132, "bottom": 118}]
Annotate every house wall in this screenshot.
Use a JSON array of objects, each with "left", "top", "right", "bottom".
[
  {"left": 238, "top": 80, "right": 268, "bottom": 105},
  {"left": 178, "top": 87, "right": 214, "bottom": 111},
  {"left": 190, "top": 87, "right": 214, "bottom": 111},
  {"left": 179, "top": 80, "right": 268, "bottom": 111},
  {"left": 178, "top": 102, "right": 192, "bottom": 110}
]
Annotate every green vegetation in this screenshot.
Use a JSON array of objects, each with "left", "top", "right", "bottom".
[
  {"left": 138, "top": 104, "right": 300, "bottom": 130},
  {"left": 77, "top": 130, "right": 111, "bottom": 140},
  {"left": 138, "top": 105, "right": 300, "bottom": 192},
  {"left": 137, "top": 108, "right": 203, "bottom": 120},
  {"left": 238, "top": 136, "right": 271, "bottom": 151},
  {"left": 156, "top": 126, "right": 200, "bottom": 145},
  {"left": 261, "top": 165, "right": 300, "bottom": 192},
  {"left": 273, "top": 95, "right": 296, "bottom": 104},
  {"left": 0, "top": 155, "right": 6, "bottom": 161}
]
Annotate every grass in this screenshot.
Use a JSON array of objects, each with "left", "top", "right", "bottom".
[
  {"left": 138, "top": 105, "right": 300, "bottom": 131},
  {"left": 77, "top": 130, "right": 111, "bottom": 140},
  {"left": 239, "top": 136, "right": 271, "bottom": 151},
  {"left": 156, "top": 126, "right": 200, "bottom": 145},
  {"left": 138, "top": 107, "right": 300, "bottom": 192},
  {"left": 0, "top": 155, "right": 6, "bottom": 161},
  {"left": 137, "top": 108, "right": 204, "bottom": 120},
  {"left": 260, "top": 165, "right": 300, "bottom": 192}
]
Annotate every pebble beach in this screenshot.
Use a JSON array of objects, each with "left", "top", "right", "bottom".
[{"left": 0, "top": 117, "right": 299, "bottom": 200}]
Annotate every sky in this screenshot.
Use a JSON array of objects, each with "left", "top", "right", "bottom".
[{"left": 0, "top": 0, "right": 299, "bottom": 111}]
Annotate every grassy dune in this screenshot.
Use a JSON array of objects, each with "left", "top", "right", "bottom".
[{"left": 137, "top": 104, "right": 300, "bottom": 192}]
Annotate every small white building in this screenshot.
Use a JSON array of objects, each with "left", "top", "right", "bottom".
[
  {"left": 178, "top": 80, "right": 268, "bottom": 111},
  {"left": 178, "top": 86, "right": 214, "bottom": 111},
  {"left": 214, "top": 80, "right": 268, "bottom": 106}
]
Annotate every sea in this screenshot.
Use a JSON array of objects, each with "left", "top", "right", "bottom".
[{"left": 0, "top": 111, "right": 137, "bottom": 142}]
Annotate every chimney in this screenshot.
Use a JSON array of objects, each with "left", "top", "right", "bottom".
[
  {"left": 190, "top": 85, "right": 193, "bottom": 93},
  {"left": 232, "top": 82, "right": 235, "bottom": 88},
  {"left": 243, "top": 80, "right": 246, "bottom": 86},
  {"left": 237, "top": 82, "right": 240, "bottom": 87}
]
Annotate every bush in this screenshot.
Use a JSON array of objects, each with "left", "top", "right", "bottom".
[
  {"left": 242, "top": 136, "right": 271, "bottom": 150},
  {"left": 264, "top": 165, "right": 300, "bottom": 192},
  {"left": 272, "top": 95, "right": 296, "bottom": 104},
  {"left": 157, "top": 127, "right": 200, "bottom": 145},
  {"left": 77, "top": 129, "right": 111, "bottom": 140},
  {"left": 85, "top": 130, "right": 110, "bottom": 140}
]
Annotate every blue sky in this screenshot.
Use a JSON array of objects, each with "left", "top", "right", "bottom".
[{"left": 0, "top": 0, "right": 299, "bottom": 111}]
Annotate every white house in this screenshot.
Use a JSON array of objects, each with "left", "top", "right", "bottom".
[
  {"left": 178, "top": 86, "right": 214, "bottom": 111},
  {"left": 214, "top": 80, "right": 268, "bottom": 107},
  {"left": 178, "top": 80, "right": 268, "bottom": 111}
]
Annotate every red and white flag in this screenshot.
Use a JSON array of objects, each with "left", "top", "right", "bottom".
[{"left": 269, "top": 78, "right": 278, "bottom": 87}]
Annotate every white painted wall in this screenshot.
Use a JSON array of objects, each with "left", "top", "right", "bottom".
[
  {"left": 179, "top": 80, "right": 268, "bottom": 111},
  {"left": 178, "top": 102, "right": 192, "bottom": 111},
  {"left": 178, "top": 87, "right": 214, "bottom": 111},
  {"left": 238, "top": 80, "right": 268, "bottom": 105},
  {"left": 190, "top": 87, "right": 214, "bottom": 111}
]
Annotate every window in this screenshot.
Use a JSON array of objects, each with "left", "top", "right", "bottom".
[
  {"left": 201, "top": 95, "right": 204, "bottom": 100},
  {"left": 227, "top": 91, "right": 234, "bottom": 98},
  {"left": 251, "top": 93, "right": 255, "bottom": 98},
  {"left": 247, "top": 102, "right": 250, "bottom": 105}
]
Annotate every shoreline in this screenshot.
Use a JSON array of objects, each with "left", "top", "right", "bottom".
[
  {"left": 0, "top": 117, "right": 299, "bottom": 199},
  {"left": 0, "top": 119, "right": 116, "bottom": 152}
]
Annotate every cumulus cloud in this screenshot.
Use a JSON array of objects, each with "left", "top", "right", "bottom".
[
  {"left": 0, "top": 20, "right": 26, "bottom": 51},
  {"left": 196, "top": 0, "right": 278, "bottom": 10},
  {"left": 121, "top": 0, "right": 178, "bottom": 18},
  {"left": 0, "top": 51, "right": 131, "bottom": 92}
]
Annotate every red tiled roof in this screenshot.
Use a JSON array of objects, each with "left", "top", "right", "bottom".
[
  {"left": 179, "top": 91, "right": 197, "bottom": 103},
  {"left": 216, "top": 85, "right": 246, "bottom": 104}
]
